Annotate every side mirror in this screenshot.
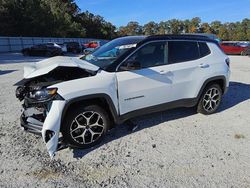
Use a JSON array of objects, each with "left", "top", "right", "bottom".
[{"left": 120, "top": 60, "right": 141, "bottom": 71}]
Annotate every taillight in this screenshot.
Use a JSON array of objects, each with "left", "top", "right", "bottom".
[{"left": 225, "top": 58, "right": 230, "bottom": 67}]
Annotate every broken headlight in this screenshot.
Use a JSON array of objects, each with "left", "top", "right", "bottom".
[{"left": 29, "top": 88, "right": 58, "bottom": 101}]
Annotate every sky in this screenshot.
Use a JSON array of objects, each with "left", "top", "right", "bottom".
[{"left": 75, "top": 0, "right": 250, "bottom": 27}]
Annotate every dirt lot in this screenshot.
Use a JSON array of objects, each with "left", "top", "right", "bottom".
[{"left": 0, "top": 53, "right": 250, "bottom": 187}]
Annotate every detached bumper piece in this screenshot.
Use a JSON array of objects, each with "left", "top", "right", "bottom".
[{"left": 20, "top": 106, "right": 45, "bottom": 135}]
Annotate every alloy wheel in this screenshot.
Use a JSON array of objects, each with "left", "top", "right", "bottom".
[
  {"left": 202, "top": 87, "right": 221, "bottom": 112},
  {"left": 70, "top": 111, "right": 105, "bottom": 144}
]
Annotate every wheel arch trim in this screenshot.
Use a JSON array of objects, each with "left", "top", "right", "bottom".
[
  {"left": 61, "top": 93, "right": 120, "bottom": 126},
  {"left": 197, "top": 75, "right": 227, "bottom": 100}
]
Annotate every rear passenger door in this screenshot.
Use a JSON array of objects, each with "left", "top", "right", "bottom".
[{"left": 167, "top": 41, "right": 211, "bottom": 101}]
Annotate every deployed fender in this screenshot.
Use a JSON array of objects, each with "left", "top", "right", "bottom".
[{"left": 42, "top": 100, "right": 66, "bottom": 158}]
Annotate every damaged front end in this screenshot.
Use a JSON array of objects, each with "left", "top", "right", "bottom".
[
  {"left": 17, "top": 85, "right": 66, "bottom": 158},
  {"left": 15, "top": 66, "right": 96, "bottom": 158}
]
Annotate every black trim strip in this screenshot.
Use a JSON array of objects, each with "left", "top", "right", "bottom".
[
  {"left": 119, "top": 98, "right": 198, "bottom": 123},
  {"left": 197, "top": 75, "right": 227, "bottom": 98}
]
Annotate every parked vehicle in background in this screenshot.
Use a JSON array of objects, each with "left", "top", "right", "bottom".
[
  {"left": 220, "top": 42, "right": 250, "bottom": 55},
  {"left": 15, "top": 35, "right": 230, "bottom": 157},
  {"left": 238, "top": 42, "right": 250, "bottom": 47},
  {"left": 22, "top": 43, "right": 63, "bottom": 57},
  {"left": 57, "top": 43, "right": 67, "bottom": 53},
  {"left": 242, "top": 47, "right": 250, "bottom": 55},
  {"left": 46, "top": 42, "right": 62, "bottom": 48},
  {"left": 83, "top": 41, "right": 102, "bottom": 54},
  {"left": 84, "top": 41, "right": 100, "bottom": 48},
  {"left": 62, "top": 42, "right": 82, "bottom": 54}
]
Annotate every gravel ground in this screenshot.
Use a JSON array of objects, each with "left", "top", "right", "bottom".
[{"left": 0, "top": 53, "right": 250, "bottom": 188}]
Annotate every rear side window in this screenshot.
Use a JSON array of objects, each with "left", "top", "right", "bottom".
[
  {"left": 199, "top": 42, "right": 211, "bottom": 57},
  {"left": 168, "top": 41, "right": 199, "bottom": 64}
]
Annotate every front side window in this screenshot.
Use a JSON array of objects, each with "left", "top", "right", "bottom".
[
  {"left": 125, "top": 41, "right": 167, "bottom": 69},
  {"left": 80, "top": 36, "right": 145, "bottom": 69},
  {"left": 168, "top": 41, "right": 199, "bottom": 64}
]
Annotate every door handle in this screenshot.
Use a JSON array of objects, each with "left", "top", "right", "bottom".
[
  {"left": 199, "top": 63, "right": 209, "bottom": 68},
  {"left": 159, "top": 70, "right": 172, "bottom": 75}
]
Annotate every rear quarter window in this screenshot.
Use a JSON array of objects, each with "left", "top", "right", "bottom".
[{"left": 199, "top": 42, "right": 211, "bottom": 57}]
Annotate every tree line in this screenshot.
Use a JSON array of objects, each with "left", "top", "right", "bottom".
[
  {"left": 0, "top": 0, "right": 250, "bottom": 41},
  {"left": 0, "top": 0, "right": 116, "bottom": 39},
  {"left": 118, "top": 18, "right": 250, "bottom": 41}
]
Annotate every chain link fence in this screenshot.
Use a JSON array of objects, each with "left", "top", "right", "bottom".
[{"left": 0, "top": 36, "right": 108, "bottom": 53}]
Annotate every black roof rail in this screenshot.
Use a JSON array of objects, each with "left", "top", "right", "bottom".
[
  {"left": 142, "top": 34, "right": 218, "bottom": 44},
  {"left": 147, "top": 34, "right": 209, "bottom": 40}
]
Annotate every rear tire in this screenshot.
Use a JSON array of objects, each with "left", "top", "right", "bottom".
[
  {"left": 61, "top": 105, "right": 110, "bottom": 148},
  {"left": 197, "top": 84, "right": 222, "bottom": 115},
  {"left": 241, "top": 51, "right": 246, "bottom": 56}
]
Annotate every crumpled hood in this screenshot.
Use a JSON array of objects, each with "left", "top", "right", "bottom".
[{"left": 24, "top": 56, "right": 99, "bottom": 79}]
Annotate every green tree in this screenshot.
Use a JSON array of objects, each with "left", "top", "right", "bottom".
[
  {"left": 168, "top": 19, "right": 183, "bottom": 34},
  {"left": 143, "top": 21, "right": 159, "bottom": 35},
  {"left": 200, "top": 22, "right": 213, "bottom": 33},
  {"left": 183, "top": 19, "right": 191, "bottom": 33},
  {"left": 234, "top": 21, "right": 246, "bottom": 40},
  {"left": 0, "top": 0, "right": 116, "bottom": 39},
  {"left": 227, "top": 22, "right": 237, "bottom": 40},
  {"left": 189, "top": 17, "right": 201, "bottom": 33},
  {"left": 76, "top": 11, "right": 116, "bottom": 39},
  {"left": 118, "top": 21, "right": 143, "bottom": 36},
  {"left": 157, "top": 21, "right": 171, "bottom": 34},
  {"left": 210, "top": 21, "right": 222, "bottom": 34},
  {"left": 1, "top": 1, "right": 250, "bottom": 41},
  {"left": 218, "top": 24, "right": 229, "bottom": 40},
  {"left": 241, "top": 19, "right": 250, "bottom": 40}
]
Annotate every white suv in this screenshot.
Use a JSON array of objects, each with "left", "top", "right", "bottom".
[{"left": 15, "top": 35, "right": 230, "bottom": 157}]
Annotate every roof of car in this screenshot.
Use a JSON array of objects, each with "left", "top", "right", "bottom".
[{"left": 143, "top": 34, "right": 218, "bottom": 44}]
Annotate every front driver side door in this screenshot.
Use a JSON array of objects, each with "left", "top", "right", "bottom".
[{"left": 116, "top": 41, "right": 174, "bottom": 115}]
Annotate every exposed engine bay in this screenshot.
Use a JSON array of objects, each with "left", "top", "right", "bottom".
[
  {"left": 15, "top": 66, "right": 95, "bottom": 101},
  {"left": 15, "top": 66, "right": 95, "bottom": 136}
]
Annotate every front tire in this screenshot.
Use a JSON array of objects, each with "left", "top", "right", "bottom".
[
  {"left": 197, "top": 84, "right": 222, "bottom": 115},
  {"left": 61, "top": 105, "right": 110, "bottom": 148}
]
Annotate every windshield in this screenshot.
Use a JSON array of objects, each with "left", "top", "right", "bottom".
[{"left": 81, "top": 36, "right": 145, "bottom": 69}]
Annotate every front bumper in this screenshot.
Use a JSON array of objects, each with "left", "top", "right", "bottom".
[
  {"left": 21, "top": 113, "right": 42, "bottom": 135},
  {"left": 20, "top": 100, "right": 66, "bottom": 158}
]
